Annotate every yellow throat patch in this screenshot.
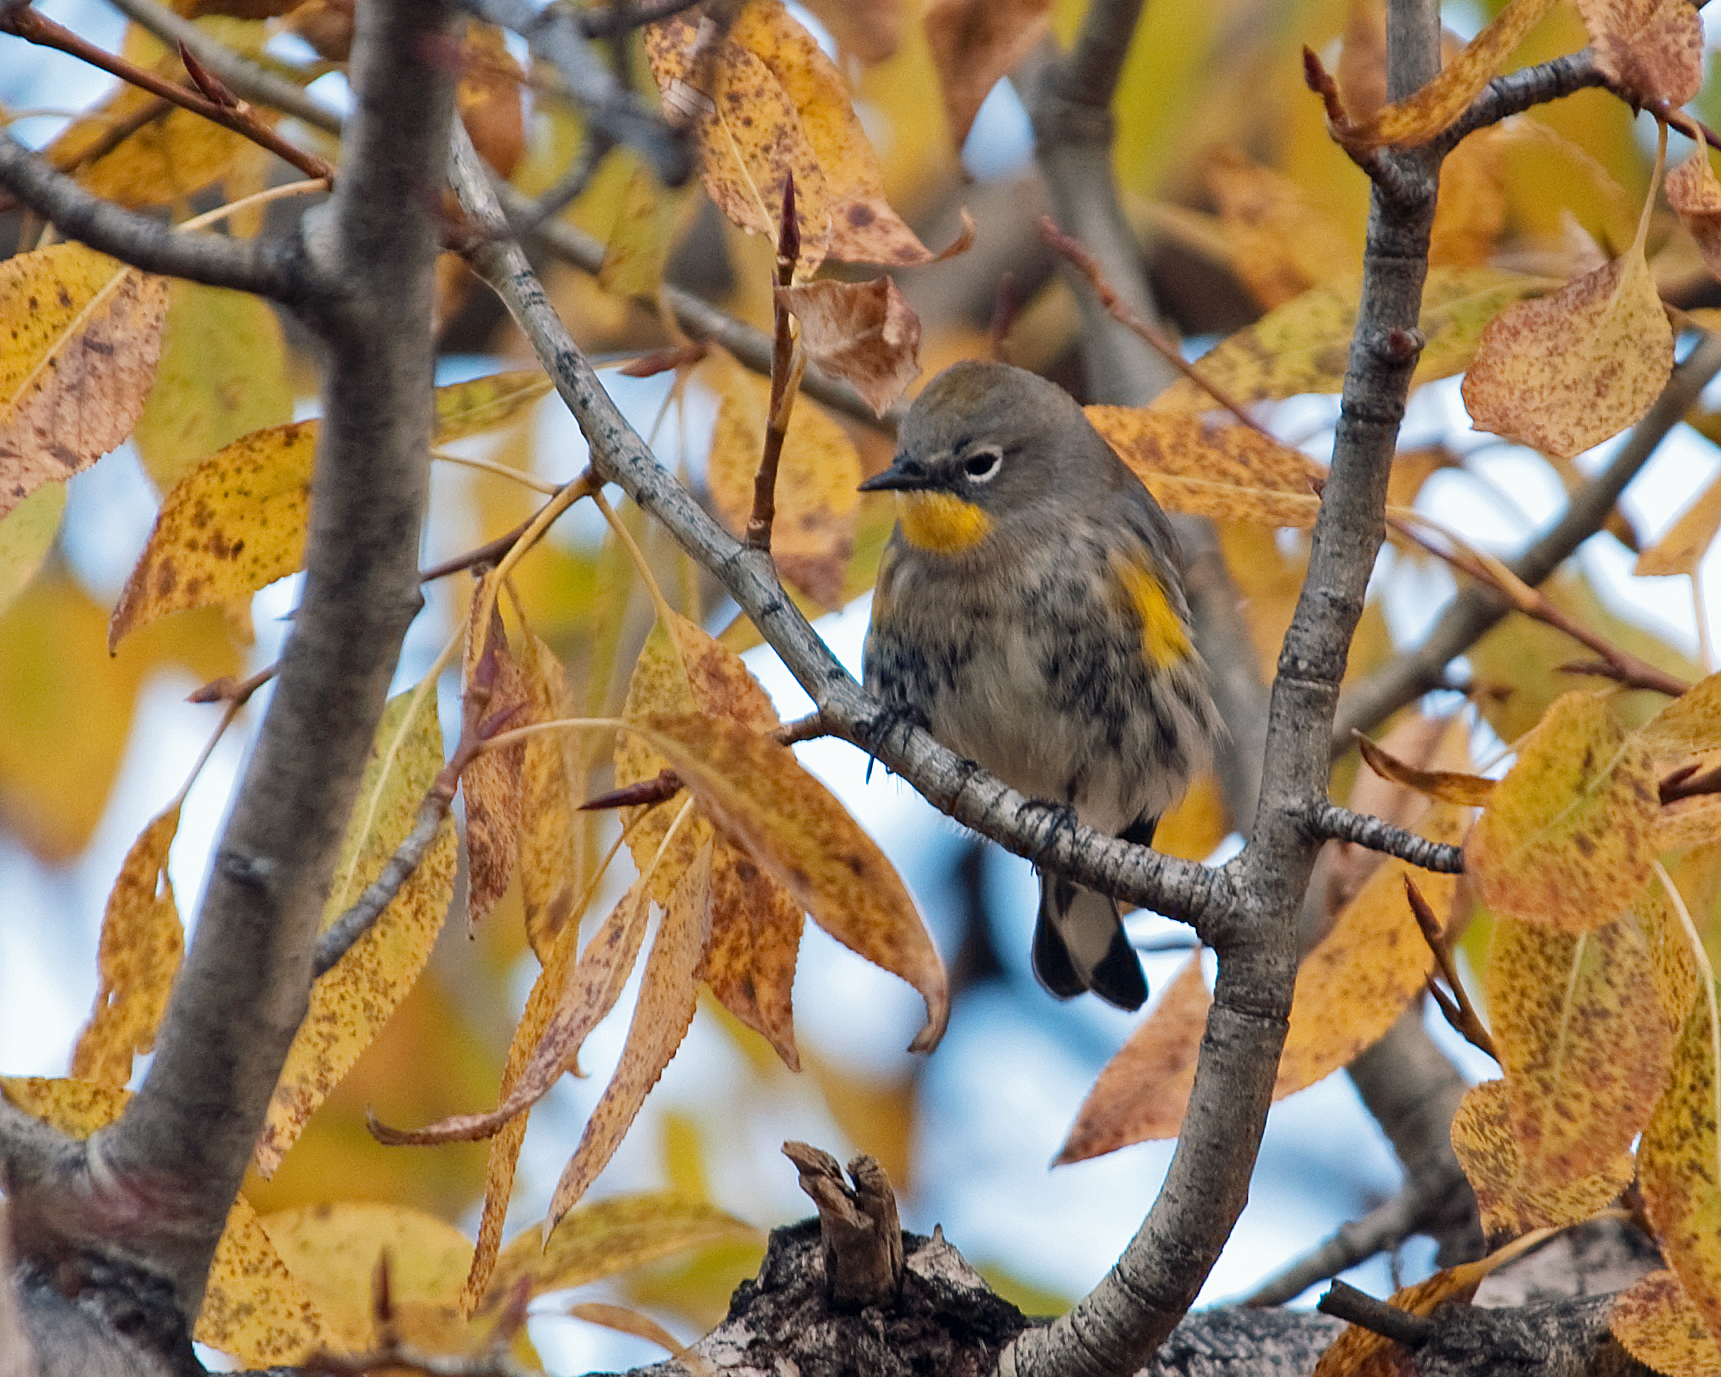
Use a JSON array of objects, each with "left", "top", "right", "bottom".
[
  {"left": 897, "top": 491, "right": 992, "bottom": 554},
  {"left": 1111, "top": 553, "right": 1192, "bottom": 668}
]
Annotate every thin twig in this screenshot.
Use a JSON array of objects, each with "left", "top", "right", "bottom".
[
  {"left": 1317, "top": 1280, "right": 1435, "bottom": 1347},
  {"left": 576, "top": 0, "right": 703, "bottom": 37},
  {"left": 1306, "top": 803, "right": 1465, "bottom": 873},
  {"left": 0, "top": 2, "right": 335, "bottom": 182},
  {"left": 1038, "top": 216, "right": 1274, "bottom": 438},
  {"left": 1405, "top": 876, "right": 1498, "bottom": 1062},
  {"left": 1660, "top": 761, "right": 1721, "bottom": 805},
  {"left": 746, "top": 175, "right": 804, "bottom": 551}
]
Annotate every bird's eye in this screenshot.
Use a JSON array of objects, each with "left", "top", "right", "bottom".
[{"left": 963, "top": 447, "right": 1002, "bottom": 482}]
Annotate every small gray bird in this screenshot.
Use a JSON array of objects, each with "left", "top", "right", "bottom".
[{"left": 860, "top": 361, "right": 1222, "bottom": 1010}]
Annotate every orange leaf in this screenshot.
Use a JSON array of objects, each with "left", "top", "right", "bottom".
[
  {"left": 1355, "top": 732, "right": 1496, "bottom": 807},
  {"left": 544, "top": 839, "right": 714, "bottom": 1231},
  {"left": 1465, "top": 693, "right": 1658, "bottom": 933},
  {"left": 777, "top": 277, "right": 922, "bottom": 417},
  {"left": 1450, "top": 1078, "right": 1634, "bottom": 1242},
  {"left": 0, "top": 245, "right": 168, "bottom": 518},
  {"left": 629, "top": 712, "right": 948, "bottom": 1053},
  {"left": 705, "top": 837, "right": 803, "bottom": 1070},
  {"left": 1057, "top": 955, "right": 1210, "bottom": 1161},
  {"left": 71, "top": 803, "right": 185, "bottom": 1087},
  {"left": 921, "top": 0, "right": 1052, "bottom": 148}
]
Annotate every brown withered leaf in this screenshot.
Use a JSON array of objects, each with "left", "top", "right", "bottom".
[
  {"left": 545, "top": 840, "right": 714, "bottom": 1232},
  {"left": 1667, "top": 150, "right": 1721, "bottom": 292},
  {"left": 777, "top": 278, "right": 922, "bottom": 417},
  {"left": 1086, "top": 406, "right": 1327, "bottom": 528},
  {"left": 708, "top": 361, "right": 861, "bottom": 607},
  {"left": 706, "top": 838, "right": 803, "bottom": 1070},
  {"left": 628, "top": 712, "right": 948, "bottom": 1053},
  {"left": 1356, "top": 731, "right": 1496, "bottom": 806},
  {"left": 1489, "top": 908, "right": 1674, "bottom": 1187},
  {"left": 1462, "top": 245, "right": 1673, "bottom": 461},
  {"left": 1312, "top": 1264, "right": 1486, "bottom": 1377},
  {"left": 922, "top": 0, "right": 1053, "bottom": 148},
  {"left": 1611, "top": 1270, "right": 1721, "bottom": 1377},
  {"left": 1451, "top": 1078, "right": 1635, "bottom": 1243},
  {"left": 0, "top": 246, "right": 168, "bottom": 518},
  {"left": 516, "top": 630, "right": 586, "bottom": 959},
  {"left": 1465, "top": 692, "right": 1658, "bottom": 933},
  {"left": 1057, "top": 956, "right": 1210, "bottom": 1162},
  {"left": 801, "top": 0, "right": 903, "bottom": 64},
  {"left": 1576, "top": 0, "right": 1702, "bottom": 106},
  {"left": 458, "top": 20, "right": 526, "bottom": 180},
  {"left": 71, "top": 803, "right": 185, "bottom": 1087},
  {"left": 461, "top": 579, "right": 530, "bottom": 926},
  {"left": 1640, "top": 996, "right": 1721, "bottom": 1356}
]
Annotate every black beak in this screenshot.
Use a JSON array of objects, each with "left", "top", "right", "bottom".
[{"left": 858, "top": 458, "right": 930, "bottom": 493}]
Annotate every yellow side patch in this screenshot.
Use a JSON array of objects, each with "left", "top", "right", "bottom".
[
  {"left": 897, "top": 491, "right": 992, "bottom": 554},
  {"left": 1111, "top": 553, "right": 1192, "bottom": 668}
]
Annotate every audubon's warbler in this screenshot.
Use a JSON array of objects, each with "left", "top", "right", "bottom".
[{"left": 860, "top": 361, "right": 1222, "bottom": 1011}]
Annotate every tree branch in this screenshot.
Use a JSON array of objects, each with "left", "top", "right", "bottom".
[
  {"left": 1333, "top": 331, "right": 1721, "bottom": 749},
  {"left": 0, "top": 133, "right": 302, "bottom": 299},
  {"left": 1306, "top": 803, "right": 1465, "bottom": 872},
  {"left": 1, "top": 0, "right": 460, "bottom": 1329}
]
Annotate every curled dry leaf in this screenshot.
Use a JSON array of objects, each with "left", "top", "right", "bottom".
[
  {"left": 544, "top": 839, "right": 714, "bottom": 1232},
  {"left": 1638, "top": 996, "right": 1721, "bottom": 1354},
  {"left": 1450, "top": 1078, "right": 1635, "bottom": 1243},
  {"left": 461, "top": 578, "right": 530, "bottom": 926},
  {"left": 1610, "top": 1270, "right": 1721, "bottom": 1377},
  {"left": 777, "top": 277, "right": 922, "bottom": 417},
  {"left": 1057, "top": 956, "right": 1209, "bottom": 1162},
  {"left": 1325, "top": 0, "right": 1555, "bottom": 151},
  {"left": 645, "top": 1, "right": 934, "bottom": 272},
  {"left": 1086, "top": 405, "right": 1328, "bottom": 529},
  {"left": 1488, "top": 909, "right": 1674, "bottom": 1189},
  {"left": 0, "top": 244, "right": 169, "bottom": 519},
  {"left": 1461, "top": 246, "right": 1673, "bottom": 462},
  {"left": 1575, "top": 0, "right": 1702, "bottom": 106},
  {"left": 1465, "top": 693, "right": 1658, "bottom": 934},
  {"left": 1355, "top": 731, "right": 1496, "bottom": 807},
  {"left": 628, "top": 712, "right": 949, "bottom": 1053},
  {"left": 707, "top": 361, "right": 861, "bottom": 607},
  {"left": 256, "top": 682, "right": 457, "bottom": 1175},
  {"left": 70, "top": 803, "right": 185, "bottom": 1088},
  {"left": 921, "top": 0, "right": 1052, "bottom": 149}
]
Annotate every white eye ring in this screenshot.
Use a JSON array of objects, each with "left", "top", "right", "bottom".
[{"left": 963, "top": 446, "right": 1003, "bottom": 482}]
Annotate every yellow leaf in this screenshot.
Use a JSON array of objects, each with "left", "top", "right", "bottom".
[
  {"left": 1274, "top": 805, "right": 1467, "bottom": 1098},
  {"left": 484, "top": 1193, "right": 762, "bottom": 1307},
  {"left": 1355, "top": 732, "right": 1496, "bottom": 806},
  {"left": 0, "top": 482, "right": 64, "bottom": 617},
  {"left": 71, "top": 803, "right": 185, "bottom": 1088},
  {"left": 1641, "top": 673, "right": 1721, "bottom": 761},
  {"left": 1640, "top": 993, "right": 1721, "bottom": 1354},
  {"left": 705, "top": 835, "right": 804, "bottom": 1070},
  {"left": 1465, "top": 692, "right": 1658, "bottom": 933},
  {"left": 517, "top": 629, "right": 588, "bottom": 959},
  {"left": 1575, "top": 0, "right": 1703, "bottom": 106},
  {"left": 1450, "top": 1078, "right": 1635, "bottom": 1241},
  {"left": 1636, "top": 461, "right": 1721, "bottom": 578},
  {"left": 1430, "top": 126, "right": 1510, "bottom": 269},
  {"left": 628, "top": 712, "right": 949, "bottom": 1052},
  {"left": 1312, "top": 1264, "right": 1486, "bottom": 1377},
  {"left": 1204, "top": 144, "right": 1361, "bottom": 307},
  {"left": 256, "top": 682, "right": 456, "bottom": 1174},
  {"left": 110, "top": 420, "right": 318, "bottom": 648},
  {"left": 777, "top": 277, "right": 922, "bottom": 417},
  {"left": 599, "top": 162, "right": 681, "bottom": 300},
  {"left": 1155, "top": 266, "right": 1554, "bottom": 411},
  {"left": 1611, "top": 1270, "right": 1721, "bottom": 1377},
  {"left": 1462, "top": 244, "right": 1673, "bottom": 461},
  {"left": 921, "top": 0, "right": 1052, "bottom": 147},
  {"left": 1488, "top": 908, "right": 1674, "bottom": 1186},
  {"left": 545, "top": 837, "right": 714, "bottom": 1229},
  {"left": 433, "top": 369, "right": 553, "bottom": 443},
  {"left": 1057, "top": 955, "right": 1209, "bottom": 1162},
  {"left": 0, "top": 244, "right": 168, "bottom": 518},
  {"left": 132, "top": 280, "right": 293, "bottom": 492},
  {"left": 707, "top": 360, "right": 861, "bottom": 607},
  {"left": 1333, "top": 0, "right": 1557, "bottom": 150},
  {"left": 259, "top": 1201, "right": 473, "bottom": 1349}
]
